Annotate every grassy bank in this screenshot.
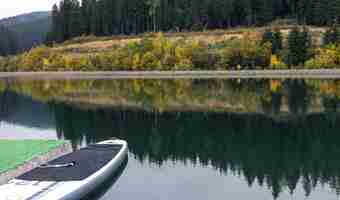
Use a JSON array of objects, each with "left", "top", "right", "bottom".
[
  {"left": 0, "top": 140, "right": 65, "bottom": 173},
  {"left": 1, "top": 26, "right": 339, "bottom": 72}
]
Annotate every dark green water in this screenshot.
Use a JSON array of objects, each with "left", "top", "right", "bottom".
[{"left": 0, "top": 78, "right": 340, "bottom": 200}]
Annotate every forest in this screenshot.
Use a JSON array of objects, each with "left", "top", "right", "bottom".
[{"left": 47, "top": 0, "right": 340, "bottom": 43}]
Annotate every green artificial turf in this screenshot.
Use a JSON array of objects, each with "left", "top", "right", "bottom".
[{"left": 0, "top": 140, "right": 65, "bottom": 173}]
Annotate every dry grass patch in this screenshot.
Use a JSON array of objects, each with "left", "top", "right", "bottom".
[{"left": 53, "top": 26, "right": 327, "bottom": 56}]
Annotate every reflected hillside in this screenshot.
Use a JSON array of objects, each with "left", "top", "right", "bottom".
[
  {"left": 51, "top": 104, "right": 340, "bottom": 199},
  {"left": 0, "top": 88, "right": 54, "bottom": 129},
  {"left": 1, "top": 79, "right": 340, "bottom": 115}
]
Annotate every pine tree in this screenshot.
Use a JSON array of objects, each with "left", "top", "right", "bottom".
[
  {"left": 297, "top": 27, "right": 311, "bottom": 64},
  {"left": 231, "top": 0, "right": 249, "bottom": 26},
  {"left": 89, "top": 0, "right": 99, "bottom": 35},
  {"left": 326, "top": 0, "right": 340, "bottom": 25},
  {"left": 69, "top": 0, "right": 82, "bottom": 38},
  {"left": 287, "top": 27, "right": 301, "bottom": 67},
  {"left": 51, "top": 4, "right": 61, "bottom": 42},
  {"left": 60, "top": 0, "right": 71, "bottom": 41},
  {"left": 46, "top": 4, "right": 59, "bottom": 45},
  {"left": 256, "top": 0, "right": 273, "bottom": 26},
  {"left": 288, "top": 27, "right": 310, "bottom": 67},
  {"left": 323, "top": 26, "right": 340, "bottom": 45},
  {"left": 262, "top": 29, "right": 274, "bottom": 44},
  {"left": 310, "top": 0, "right": 327, "bottom": 25},
  {"left": 81, "top": 0, "right": 90, "bottom": 35},
  {"left": 262, "top": 29, "right": 282, "bottom": 54},
  {"left": 272, "top": 29, "right": 283, "bottom": 54}
]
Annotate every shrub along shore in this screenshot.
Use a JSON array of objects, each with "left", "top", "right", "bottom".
[{"left": 1, "top": 27, "right": 340, "bottom": 72}]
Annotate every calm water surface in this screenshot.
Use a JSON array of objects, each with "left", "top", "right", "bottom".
[{"left": 0, "top": 78, "right": 340, "bottom": 200}]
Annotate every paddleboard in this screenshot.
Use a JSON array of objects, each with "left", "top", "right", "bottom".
[{"left": 0, "top": 139, "right": 128, "bottom": 200}]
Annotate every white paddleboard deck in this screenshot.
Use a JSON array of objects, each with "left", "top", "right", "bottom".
[{"left": 0, "top": 139, "right": 128, "bottom": 200}]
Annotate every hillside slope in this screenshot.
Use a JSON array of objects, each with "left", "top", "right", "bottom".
[
  {"left": 54, "top": 26, "right": 326, "bottom": 55},
  {"left": 0, "top": 26, "right": 18, "bottom": 56},
  {"left": 0, "top": 25, "right": 332, "bottom": 72},
  {"left": 0, "top": 12, "right": 51, "bottom": 51}
]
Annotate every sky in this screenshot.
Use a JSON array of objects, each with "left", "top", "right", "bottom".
[{"left": 0, "top": 0, "right": 61, "bottom": 19}]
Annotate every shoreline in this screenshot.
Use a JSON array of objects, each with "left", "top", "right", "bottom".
[
  {"left": 1, "top": 69, "right": 340, "bottom": 79},
  {"left": 0, "top": 141, "right": 72, "bottom": 185}
]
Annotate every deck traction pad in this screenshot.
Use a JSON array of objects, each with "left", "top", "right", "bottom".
[{"left": 18, "top": 144, "right": 122, "bottom": 181}]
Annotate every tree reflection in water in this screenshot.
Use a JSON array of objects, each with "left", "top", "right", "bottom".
[
  {"left": 52, "top": 103, "right": 340, "bottom": 199},
  {"left": 1, "top": 78, "right": 340, "bottom": 199}
]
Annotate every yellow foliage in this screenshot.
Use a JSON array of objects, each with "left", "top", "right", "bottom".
[
  {"left": 162, "top": 53, "right": 177, "bottom": 68},
  {"left": 19, "top": 46, "right": 54, "bottom": 71},
  {"left": 219, "top": 39, "right": 272, "bottom": 69},
  {"left": 141, "top": 52, "right": 161, "bottom": 70},
  {"left": 132, "top": 53, "right": 141, "bottom": 69},
  {"left": 151, "top": 33, "right": 166, "bottom": 57},
  {"left": 270, "top": 80, "right": 282, "bottom": 92},
  {"left": 0, "top": 56, "right": 19, "bottom": 71},
  {"left": 174, "top": 45, "right": 194, "bottom": 69},
  {"left": 8, "top": 31, "right": 334, "bottom": 71},
  {"left": 63, "top": 56, "right": 93, "bottom": 71},
  {"left": 270, "top": 54, "right": 288, "bottom": 69},
  {"left": 305, "top": 44, "right": 340, "bottom": 69}
]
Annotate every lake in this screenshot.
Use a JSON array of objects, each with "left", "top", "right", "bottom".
[{"left": 0, "top": 78, "right": 340, "bottom": 200}]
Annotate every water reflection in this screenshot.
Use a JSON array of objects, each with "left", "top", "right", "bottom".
[
  {"left": 0, "top": 89, "right": 56, "bottom": 139},
  {"left": 52, "top": 104, "right": 340, "bottom": 199},
  {"left": 2, "top": 78, "right": 340, "bottom": 113},
  {"left": 83, "top": 156, "right": 128, "bottom": 200},
  {"left": 1, "top": 78, "right": 340, "bottom": 199}
]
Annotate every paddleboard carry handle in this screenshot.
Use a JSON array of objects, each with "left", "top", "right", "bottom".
[{"left": 39, "top": 161, "right": 76, "bottom": 168}]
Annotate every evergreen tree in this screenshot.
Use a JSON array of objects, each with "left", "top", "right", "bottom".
[
  {"left": 288, "top": 27, "right": 310, "bottom": 67},
  {"left": 310, "top": 0, "right": 327, "bottom": 25},
  {"left": 69, "top": 0, "right": 82, "bottom": 38},
  {"left": 287, "top": 27, "right": 301, "bottom": 67},
  {"left": 272, "top": 29, "right": 283, "bottom": 53},
  {"left": 231, "top": 0, "right": 249, "bottom": 26},
  {"left": 256, "top": 0, "right": 273, "bottom": 26},
  {"left": 262, "top": 29, "right": 282, "bottom": 54},
  {"left": 262, "top": 29, "right": 274, "bottom": 44},
  {"left": 297, "top": 27, "right": 311, "bottom": 64},
  {"left": 51, "top": 4, "right": 62, "bottom": 42},
  {"left": 81, "top": 0, "right": 91, "bottom": 35},
  {"left": 89, "top": 0, "right": 99, "bottom": 35},
  {"left": 326, "top": 0, "right": 340, "bottom": 25},
  {"left": 323, "top": 26, "right": 340, "bottom": 45}
]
